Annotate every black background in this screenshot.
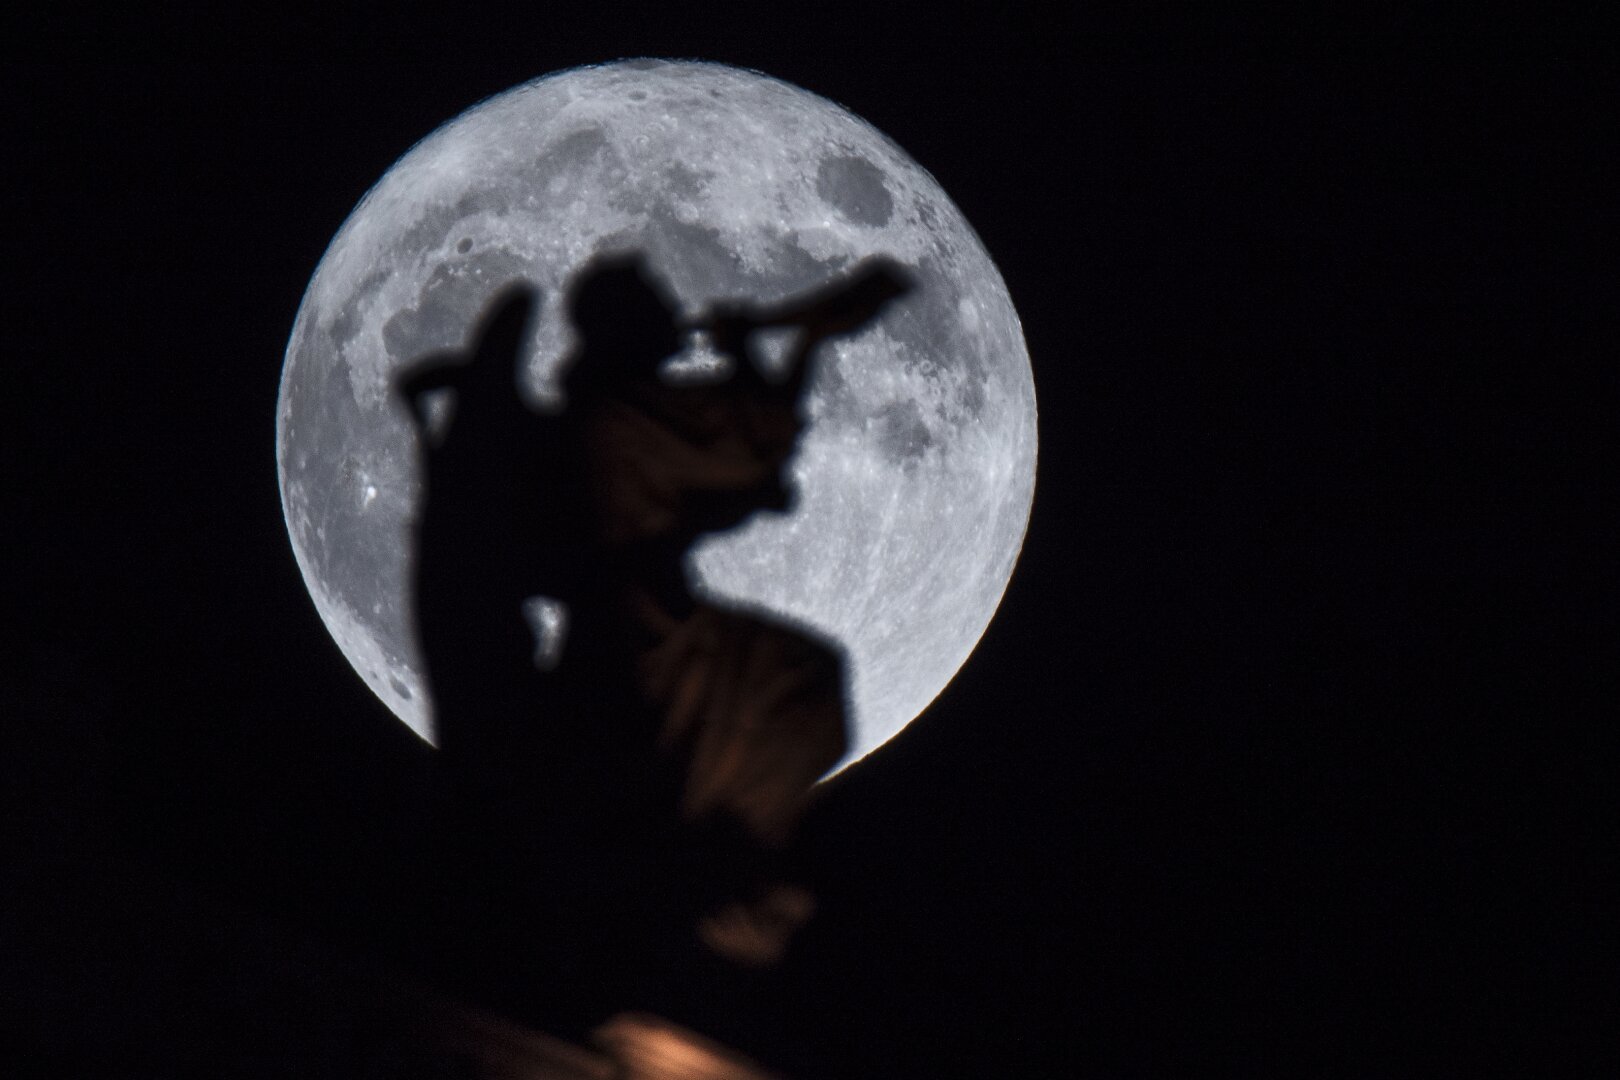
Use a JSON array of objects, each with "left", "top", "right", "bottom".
[{"left": 3, "top": 7, "right": 1611, "bottom": 1077}]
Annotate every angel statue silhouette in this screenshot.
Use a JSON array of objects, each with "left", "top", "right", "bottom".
[{"left": 394, "top": 253, "right": 910, "bottom": 1025}]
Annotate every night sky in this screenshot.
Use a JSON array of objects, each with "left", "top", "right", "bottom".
[{"left": 4, "top": 9, "right": 1609, "bottom": 1077}]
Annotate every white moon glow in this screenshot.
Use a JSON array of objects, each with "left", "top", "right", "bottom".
[{"left": 276, "top": 60, "right": 1035, "bottom": 769}]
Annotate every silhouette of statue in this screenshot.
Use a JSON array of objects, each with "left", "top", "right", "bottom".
[{"left": 395, "top": 253, "right": 909, "bottom": 1031}]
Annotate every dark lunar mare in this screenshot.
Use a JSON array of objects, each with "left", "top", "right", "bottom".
[{"left": 394, "top": 253, "right": 909, "bottom": 1040}]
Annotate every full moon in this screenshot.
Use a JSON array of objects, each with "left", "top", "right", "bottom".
[{"left": 277, "top": 60, "right": 1036, "bottom": 769}]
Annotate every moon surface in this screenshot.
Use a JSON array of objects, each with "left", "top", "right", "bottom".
[{"left": 277, "top": 60, "right": 1036, "bottom": 769}]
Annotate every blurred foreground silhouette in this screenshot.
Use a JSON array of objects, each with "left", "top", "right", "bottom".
[{"left": 394, "top": 254, "right": 909, "bottom": 1071}]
